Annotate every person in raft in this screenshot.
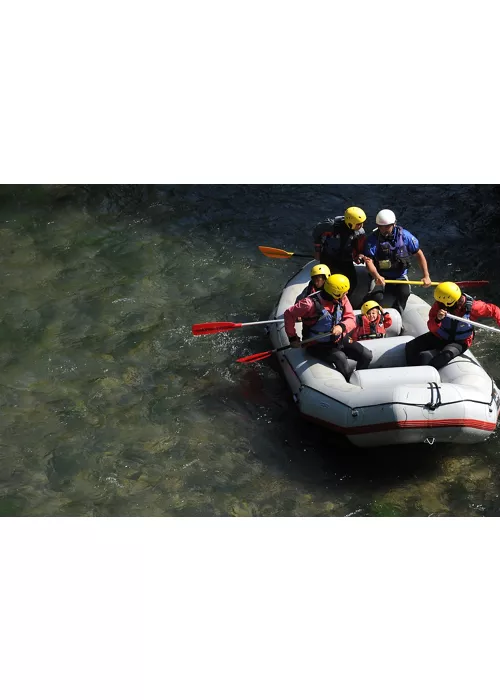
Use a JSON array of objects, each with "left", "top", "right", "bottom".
[
  {"left": 363, "top": 208, "right": 432, "bottom": 314},
  {"left": 295, "top": 263, "right": 331, "bottom": 302},
  {"left": 311, "top": 206, "right": 367, "bottom": 299},
  {"left": 405, "top": 281, "right": 500, "bottom": 369},
  {"left": 284, "top": 273, "right": 372, "bottom": 380},
  {"left": 349, "top": 300, "right": 393, "bottom": 342}
]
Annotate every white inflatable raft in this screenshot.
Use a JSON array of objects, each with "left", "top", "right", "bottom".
[{"left": 268, "top": 262, "right": 500, "bottom": 447}]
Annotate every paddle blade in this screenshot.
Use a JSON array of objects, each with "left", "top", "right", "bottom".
[
  {"left": 192, "top": 322, "right": 242, "bottom": 336},
  {"left": 258, "top": 246, "right": 294, "bottom": 259},
  {"left": 457, "top": 280, "right": 489, "bottom": 288},
  {"left": 236, "top": 350, "right": 274, "bottom": 363}
]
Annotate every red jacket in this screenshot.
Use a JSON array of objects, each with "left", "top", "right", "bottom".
[
  {"left": 284, "top": 294, "right": 355, "bottom": 340},
  {"left": 350, "top": 310, "right": 392, "bottom": 342},
  {"left": 428, "top": 298, "right": 500, "bottom": 348},
  {"left": 353, "top": 234, "right": 367, "bottom": 262}
]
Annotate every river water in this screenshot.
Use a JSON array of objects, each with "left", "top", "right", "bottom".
[{"left": 1, "top": 184, "right": 499, "bottom": 516}]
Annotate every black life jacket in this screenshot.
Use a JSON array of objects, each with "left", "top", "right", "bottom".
[{"left": 319, "top": 217, "right": 364, "bottom": 262}]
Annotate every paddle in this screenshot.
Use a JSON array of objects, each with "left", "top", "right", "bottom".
[
  {"left": 237, "top": 330, "right": 337, "bottom": 364},
  {"left": 259, "top": 249, "right": 489, "bottom": 291},
  {"left": 447, "top": 314, "right": 500, "bottom": 334},
  {"left": 258, "top": 246, "right": 311, "bottom": 259},
  {"left": 192, "top": 319, "right": 284, "bottom": 336},
  {"left": 384, "top": 280, "right": 488, "bottom": 288}
]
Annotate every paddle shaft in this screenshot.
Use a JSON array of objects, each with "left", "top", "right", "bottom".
[
  {"left": 236, "top": 330, "right": 339, "bottom": 363},
  {"left": 277, "top": 330, "right": 337, "bottom": 352},
  {"left": 383, "top": 280, "right": 434, "bottom": 286},
  {"left": 239, "top": 319, "right": 283, "bottom": 328},
  {"left": 447, "top": 313, "right": 500, "bottom": 334},
  {"left": 384, "top": 280, "right": 488, "bottom": 288}
]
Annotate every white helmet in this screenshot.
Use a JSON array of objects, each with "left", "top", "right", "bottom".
[{"left": 375, "top": 209, "right": 396, "bottom": 226}]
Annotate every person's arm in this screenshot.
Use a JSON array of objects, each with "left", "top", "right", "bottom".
[
  {"left": 284, "top": 298, "right": 314, "bottom": 345},
  {"left": 364, "top": 256, "right": 385, "bottom": 286},
  {"left": 336, "top": 296, "right": 356, "bottom": 337},
  {"left": 382, "top": 312, "right": 392, "bottom": 330},
  {"left": 352, "top": 232, "right": 367, "bottom": 263},
  {"left": 413, "top": 249, "right": 432, "bottom": 287},
  {"left": 312, "top": 221, "right": 332, "bottom": 260},
  {"left": 471, "top": 300, "right": 500, "bottom": 327},
  {"left": 427, "top": 302, "right": 445, "bottom": 333}
]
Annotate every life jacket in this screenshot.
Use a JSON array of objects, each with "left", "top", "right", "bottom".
[
  {"left": 375, "top": 225, "right": 412, "bottom": 273},
  {"left": 355, "top": 312, "right": 387, "bottom": 340},
  {"left": 304, "top": 295, "right": 343, "bottom": 343},
  {"left": 436, "top": 295, "right": 475, "bottom": 342},
  {"left": 320, "top": 216, "right": 364, "bottom": 262}
]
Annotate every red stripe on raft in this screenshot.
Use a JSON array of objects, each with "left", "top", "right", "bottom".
[{"left": 302, "top": 415, "right": 498, "bottom": 435}]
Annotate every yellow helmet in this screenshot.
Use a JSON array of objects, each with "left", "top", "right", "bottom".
[
  {"left": 311, "top": 264, "right": 331, "bottom": 278},
  {"left": 434, "top": 281, "right": 462, "bottom": 307},
  {"left": 324, "top": 274, "right": 350, "bottom": 299},
  {"left": 344, "top": 206, "right": 367, "bottom": 230},
  {"left": 361, "top": 300, "right": 382, "bottom": 316}
]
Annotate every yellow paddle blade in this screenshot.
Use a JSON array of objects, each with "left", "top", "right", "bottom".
[{"left": 258, "top": 246, "right": 294, "bottom": 259}]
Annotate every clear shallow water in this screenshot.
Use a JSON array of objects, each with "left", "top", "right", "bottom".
[{"left": 1, "top": 184, "right": 499, "bottom": 516}]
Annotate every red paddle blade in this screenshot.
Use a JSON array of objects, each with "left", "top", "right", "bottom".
[
  {"left": 457, "top": 280, "right": 489, "bottom": 288},
  {"left": 236, "top": 350, "right": 274, "bottom": 363},
  {"left": 192, "top": 322, "right": 242, "bottom": 336}
]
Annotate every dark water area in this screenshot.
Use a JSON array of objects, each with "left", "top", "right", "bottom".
[{"left": 1, "top": 184, "right": 500, "bottom": 516}]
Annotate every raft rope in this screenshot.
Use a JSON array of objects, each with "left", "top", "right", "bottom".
[{"left": 426, "top": 382, "right": 442, "bottom": 411}]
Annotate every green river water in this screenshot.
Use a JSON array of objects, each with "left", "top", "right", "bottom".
[{"left": 1, "top": 184, "right": 499, "bottom": 516}]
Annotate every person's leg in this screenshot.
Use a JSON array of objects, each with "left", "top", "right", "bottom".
[
  {"left": 363, "top": 285, "right": 385, "bottom": 307},
  {"left": 418, "top": 349, "right": 439, "bottom": 366},
  {"left": 307, "top": 343, "right": 350, "bottom": 379},
  {"left": 327, "top": 347, "right": 351, "bottom": 379},
  {"left": 320, "top": 253, "right": 336, "bottom": 270},
  {"left": 306, "top": 344, "right": 326, "bottom": 362},
  {"left": 323, "top": 259, "right": 357, "bottom": 298},
  {"left": 394, "top": 283, "right": 411, "bottom": 313},
  {"left": 344, "top": 340, "right": 372, "bottom": 370},
  {"left": 364, "top": 281, "right": 409, "bottom": 313},
  {"left": 405, "top": 332, "right": 441, "bottom": 366},
  {"left": 429, "top": 342, "right": 467, "bottom": 370},
  {"left": 339, "top": 261, "right": 357, "bottom": 298}
]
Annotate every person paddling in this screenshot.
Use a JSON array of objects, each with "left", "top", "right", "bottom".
[
  {"left": 405, "top": 281, "right": 500, "bottom": 369},
  {"left": 363, "top": 209, "right": 432, "bottom": 314},
  {"left": 284, "top": 273, "right": 372, "bottom": 380}
]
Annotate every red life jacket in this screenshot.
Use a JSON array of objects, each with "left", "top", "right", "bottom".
[{"left": 355, "top": 312, "right": 387, "bottom": 340}]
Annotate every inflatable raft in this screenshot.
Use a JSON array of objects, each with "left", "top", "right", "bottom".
[{"left": 268, "top": 262, "right": 500, "bottom": 447}]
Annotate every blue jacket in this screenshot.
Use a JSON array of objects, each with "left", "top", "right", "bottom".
[{"left": 363, "top": 226, "right": 420, "bottom": 279}]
